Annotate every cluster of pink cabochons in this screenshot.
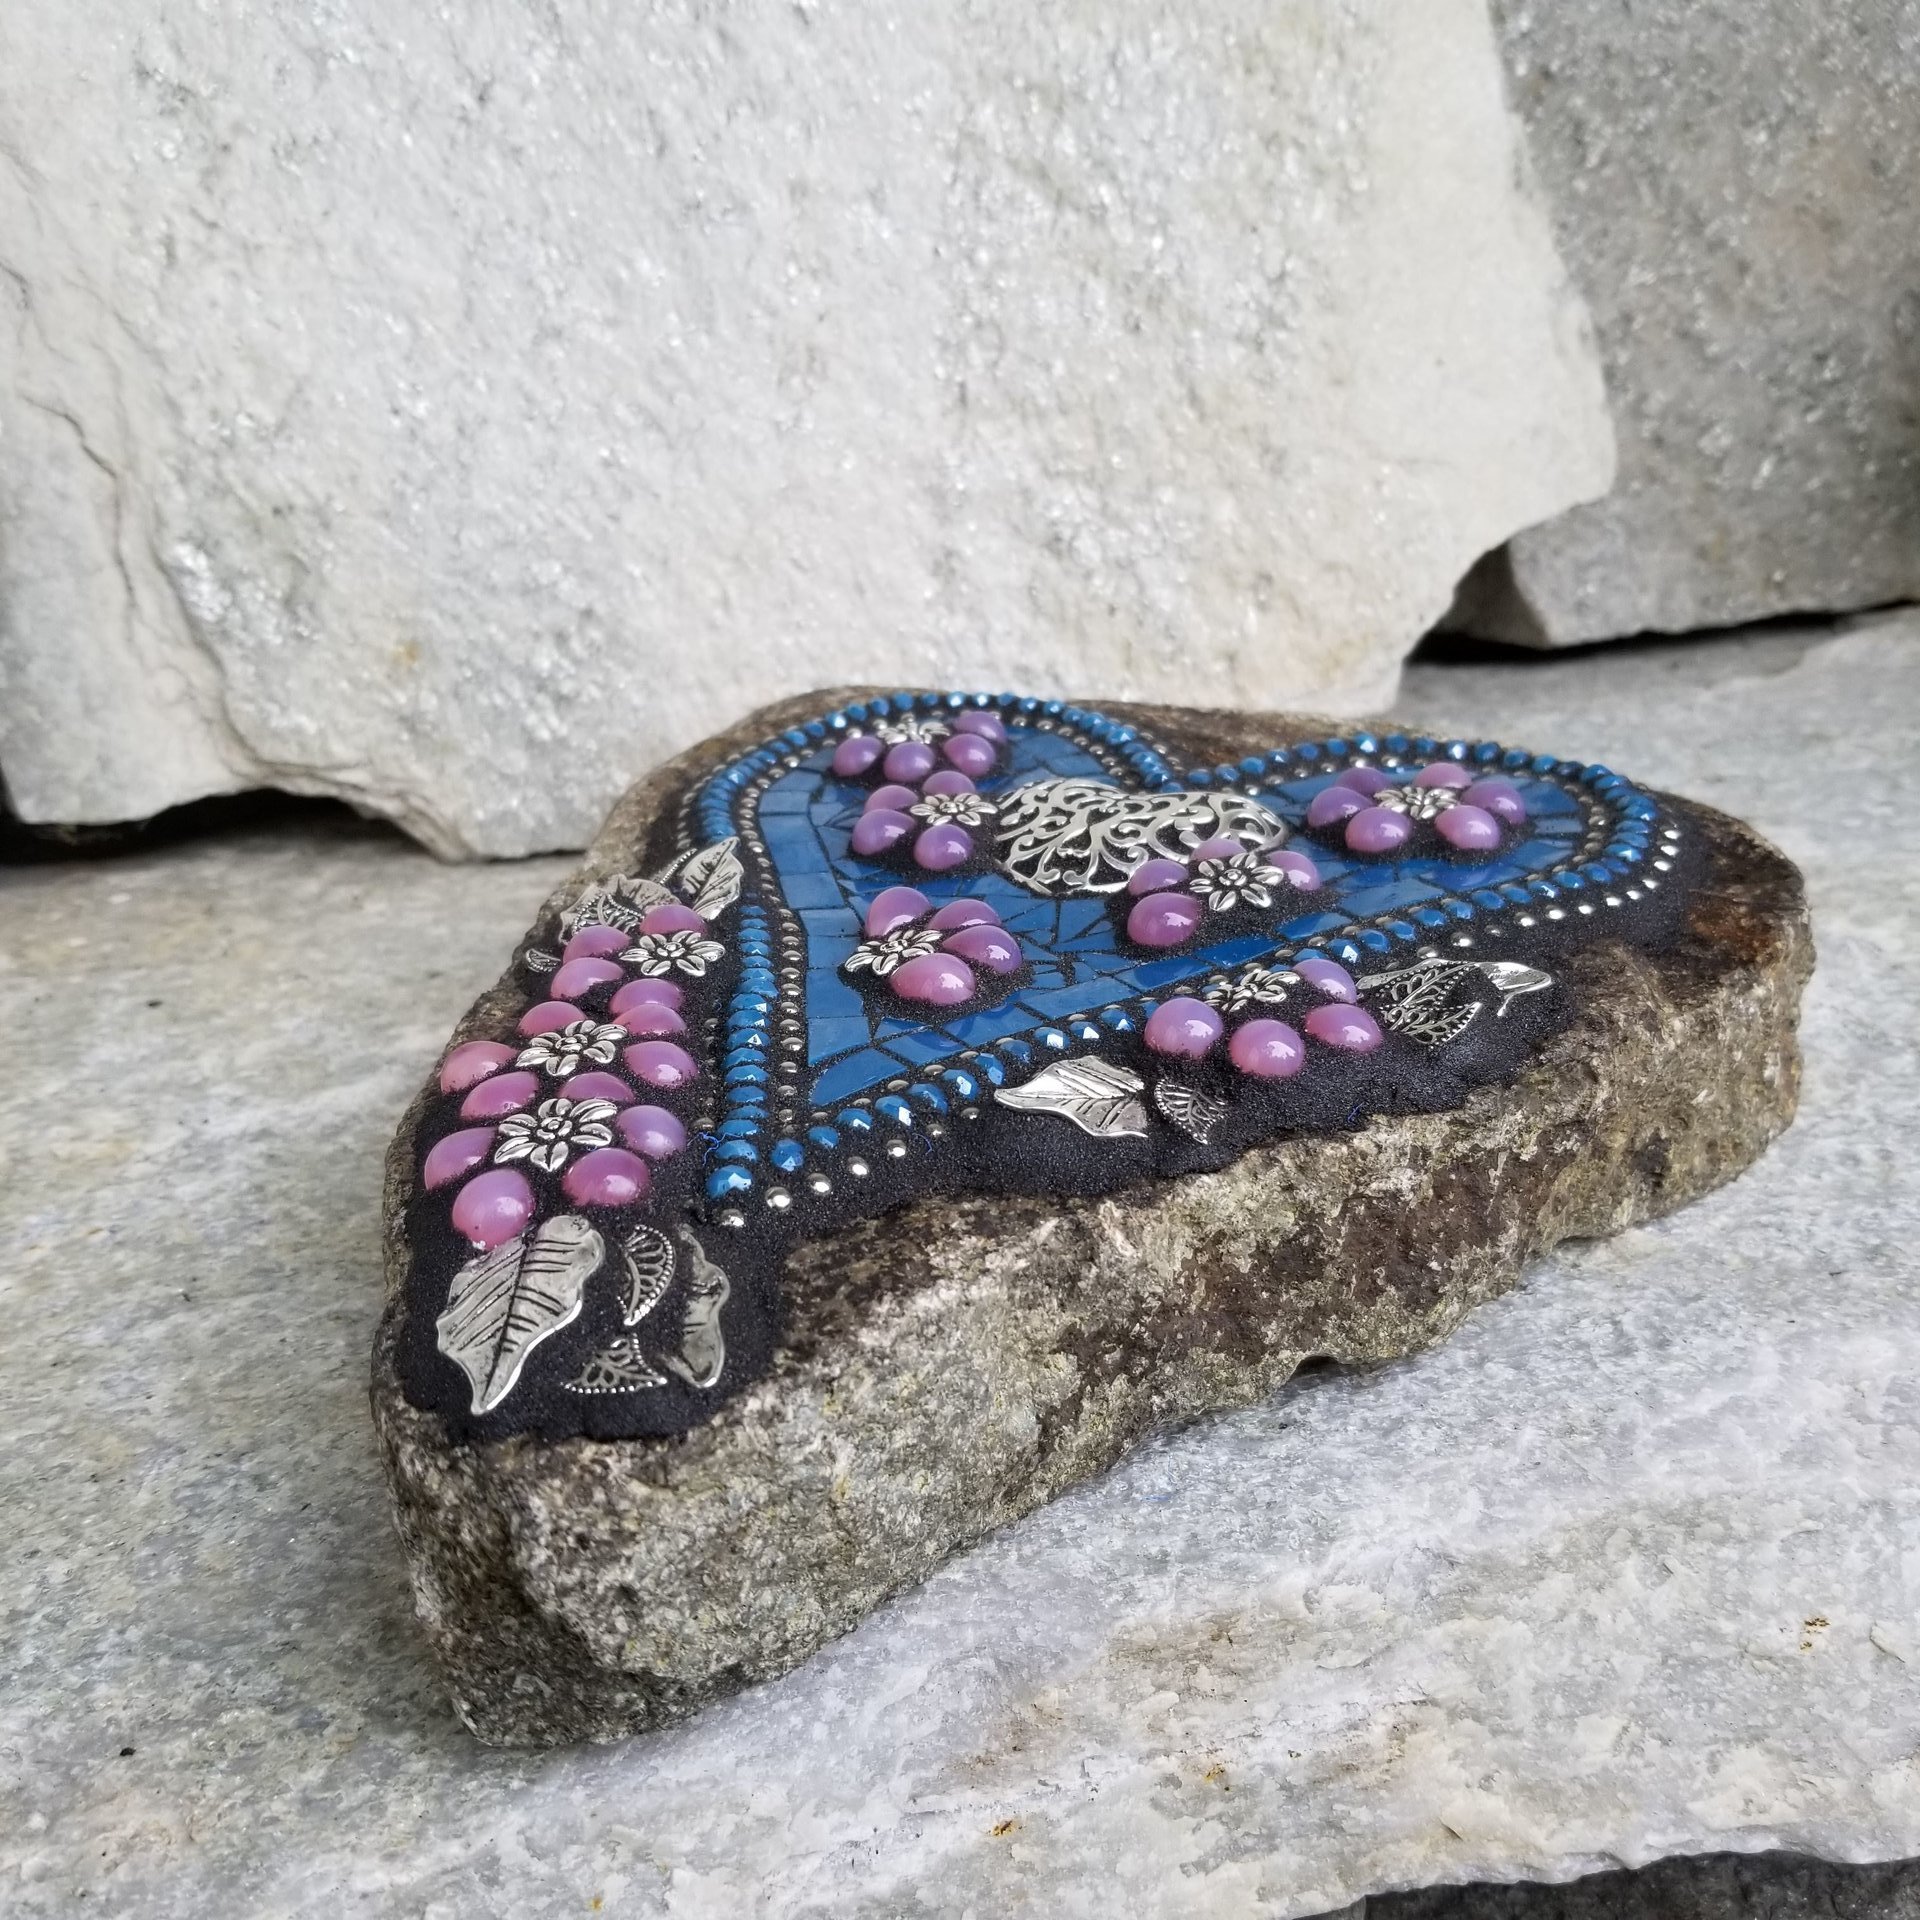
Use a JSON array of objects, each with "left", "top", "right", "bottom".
[
  {"left": 418, "top": 906, "right": 713, "bottom": 1248},
  {"left": 832, "top": 711, "right": 1007, "bottom": 872},
  {"left": 1144, "top": 957, "right": 1383, "bottom": 1078},
  {"left": 1121, "top": 833, "right": 1322, "bottom": 949},
  {"left": 856, "top": 885, "right": 1024, "bottom": 1006},
  {"left": 1306, "top": 762, "right": 1530, "bottom": 856}
]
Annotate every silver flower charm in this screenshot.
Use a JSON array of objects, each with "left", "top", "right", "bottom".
[
  {"left": 844, "top": 925, "right": 943, "bottom": 978},
  {"left": 1373, "top": 784, "right": 1459, "bottom": 822},
  {"left": 620, "top": 929, "right": 728, "bottom": 977},
  {"left": 493, "top": 1096, "right": 619, "bottom": 1174},
  {"left": 873, "top": 715, "right": 951, "bottom": 746},
  {"left": 516, "top": 1018, "right": 626, "bottom": 1079},
  {"left": 1204, "top": 964, "right": 1299, "bottom": 1015},
  {"left": 1189, "top": 852, "right": 1285, "bottom": 913},
  {"left": 908, "top": 791, "right": 998, "bottom": 828}
]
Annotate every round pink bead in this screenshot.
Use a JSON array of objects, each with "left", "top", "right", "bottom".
[
  {"left": 423, "top": 1126, "right": 496, "bottom": 1190},
  {"left": 1128, "top": 891, "right": 1204, "bottom": 948},
  {"left": 1304, "top": 1002, "right": 1385, "bottom": 1053},
  {"left": 1229, "top": 1018, "right": 1306, "bottom": 1078},
  {"left": 638, "top": 902, "right": 706, "bottom": 936},
  {"left": 519, "top": 999, "right": 586, "bottom": 1037},
  {"left": 865, "top": 885, "right": 931, "bottom": 937},
  {"left": 617, "top": 1104, "right": 688, "bottom": 1162},
  {"left": 550, "top": 957, "right": 624, "bottom": 1000},
  {"left": 1335, "top": 765, "right": 1392, "bottom": 797},
  {"left": 450, "top": 1168, "right": 535, "bottom": 1249},
  {"left": 559, "top": 1071, "right": 634, "bottom": 1105},
  {"left": 562, "top": 1147, "right": 651, "bottom": 1210},
  {"left": 921, "top": 769, "right": 977, "bottom": 796},
  {"left": 1144, "top": 996, "right": 1224, "bottom": 1059},
  {"left": 884, "top": 741, "right": 937, "bottom": 784},
  {"left": 623, "top": 1040, "right": 700, "bottom": 1089},
  {"left": 438, "top": 1040, "right": 515, "bottom": 1095},
  {"left": 1434, "top": 803, "right": 1502, "bottom": 852},
  {"left": 913, "top": 823, "right": 974, "bottom": 871},
  {"left": 1126, "top": 857, "right": 1191, "bottom": 897},
  {"left": 832, "top": 734, "right": 885, "bottom": 778},
  {"left": 617, "top": 999, "right": 685, "bottom": 1038},
  {"left": 1415, "top": 761, "right": 1474, "bottom": 789},
  {"left": 460, "top": 1070, "right": 541, "bottom": 1120},
  {"left": 891, "top": 950, "right": 978, "bottom": 1006},
  {"left": 609, "top": 978, "right": 683, "bottom": 1019},
  {"left": 1273, "top": 849, "right": 1322, "bottom": 890},
  {"left": 940, "top": 923, "right": 1023, "bottom": 974},
  {"left": 954, "top": 709, "right": 1006, "bottom": 743},
  {"left": 1463, "top": 778, "right": 1528, "bottom": 825},
  {"left": 1190, "top": 835, "right": 1245, "bottom": 861},
  {"left": 1295, "top": 957, "right": 1356, "bottom": 1002},
  {"left": 850, "top": 809, "right": 914, "bottom": 857},
  {"left": 942, "top": 733, "right": 999, "bottom": 778},
  {"left": 1308, "top": 784, "right": 1370, "bottom": 829},
  {"left": 864, "top": 783, "right": 920, "bottom": 815},
  {"left": 1345, "top": 807, "right": 1415, "bottom": 855},
  {"left": 928, "top": 896, "right": 1000, "bottom": 931},
  {"left": 562, "top": 925, "right": 630, "bottom": 962}
]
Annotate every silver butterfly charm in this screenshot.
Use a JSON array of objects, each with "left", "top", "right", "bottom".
[{"left": 1357, "top": 954, "right": 1553, "bottom": 1046}]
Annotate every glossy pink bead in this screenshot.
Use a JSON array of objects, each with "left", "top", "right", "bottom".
[
  {"left": 1190, "top": 835, "right": 1245, "bottom": 861},
  {"left": 832, "top": 734, "right": 885, "bottom": 777},
  {"left": 623, "top": 1041, "right": 700, "bottom": 1089},
  {"left": 617, "top": 999, "right": 686, "bottom": 1038},
  {"left": 450, "top": 1168, "right": 535, "bottom": 1249},
  {"left": 864, "top": 783, "right": 920, "bottom": 814},
  {"left": 1273, "top": 848, "right": 1322, "bottom": 890},
  {"left": 423, "top": 1126, "right": 496, "bottom": 1190},
  {"left": 519, "top": 998, "right": 586, "bottom": 1037},
  {"left": 1127, "top": 891, "right": 1204, "bottom": 948},
  {"left": 866, "top": 885, "right": 931, "bottom": 937},
  {"left": 638, "top": 902, "right": 706, "bottom": 936},
  {"left": 1308, "top": 784, "right": 1370, "bottom": 829},
  {"left": 1144, "top": 996, "right": 1224, "bottom": 1059},
  {"left": 1304, "top": 1002, "right": 1385, "bottom": 1052},
  {"left": 562, "top": 925, "right": 630, "bottom": 962},
  {"left": 550, "top": 957, "right": 623, "bottom": 1000},
  {"left": 609, "top": 977, "right": 683, "bottom": 1019},
  {"left": 850, "top": 808, "right": 914, "bottom": 857},
  {"left": 912, "top": 823, "right": 973, "bottom": 871},
  {"left": 921, "top": 769, "right": 977, "bottom": 797},
  {"left": 1345, "top": 806, "right": 1415, "bottom": 855},
  {"left": 928, "top": 896, "right": 999, "bottom": 931},
  {"left": 1126, "top": 857, "right": 1190, "bottom": 897},
  {"left": 942, "top": 733, "right": 999, "bottom": 778},
  {"left": 954, "top": 709, "right": 1007, "bottom": 743},
  {"left": 1434, "top": 802, "right": 1502, "bottom": 852},
  {"left": 617, "top": 1104, "right": 688, "bottom": 1161},
  {"left": 1335, "top": 765, "right": 1392, "bottom": 797},
  {"left": 559, "top": 1071, "right": 634, "bottom": 1105},
  {"left": 1295, "top": 957, "right": 1357, "bottom": 1002},
  {"left": 438, "top": 1040, "right": 515, "bottom": 1094},
  {"left": 1463, "top": 777, "right": 1528, "bottom": 825},
  {"left": 1415, "top": 761, "right": 1473, "bottom": 789},
  {"left": 883, "top": 741, "right": 937, "bottom": 784},
  {"left": 1229, "top": 1018, "right": 1306, "bottom": 1078},
  {"left": 460, "top": 1070, "right": 541, "bottom": 1120},
  {"left": 940, "top": 923, "right": 1023, "bottom": 974},
  {"left": 562, "top": 1147, "right": 651, "bottom": 1209},
  {"left": 891, "top": 950, "right": 978, "bottom": 1005}
]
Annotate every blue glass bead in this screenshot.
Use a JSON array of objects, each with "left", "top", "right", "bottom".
[
  {"left": 1189, "top": 768, "right": 1213, "bottom": 787},
  {"left": 1098, "top": 1006, "right": 1136, "bottom": 1033},
  {"left": 706, "top": 1166, "right": 754, "bottom": 1201},
  {"left": 1385, "top": 733, "right": 1410, "bottom": 755},
  {"left": 1472, "top": 888, "right": 1506, "bottom": 910},
  {"left": 1503, "top": 748, "right": 1530, "bottom": 769},
  {"left": 1530, "top": 879, "right": 1559, "bottom": 900},
  {"left": 1559, "top": 871, "right": 1586, "bottom": 891},
  {"left": 715, "top": 1117, "right": 760, "bottom": 1141},
  {"left": 1360, "top": 928, "right": 1393, "bottom": 952},
  {"left": 1330, "top": 939, "right": 1363, "bottom": 964},
  {"left": 808, "top": 1126, "right": 841, "bottom": 1152},
  {"left": 1474, "top": 742, "right": 1500, "bottom": 763},
  {"left": 1352, "top": 733, "right": 1380, "bottom": 756},
  {"left": 1414, "top": 908, "right": 1450, "bottom": 930},
  {"left": 1239, "top": 755, "right": 1266, "bottom": 779},
  {"left": 1037, "top": 1028, "right": 1070, "bottom": 1052},
  {"left": 1500, "top": 883, "right": 1532, "bottom": 904},
  {"left": 997, "top": 1038, "right": 1032, "bottom": 1065},
  {"left": 770, "top": 1139, "right": 805, "bottom": 1173},
  {"left": 836, "top": 1107, "right": 874, "bottom": 1133},
  {"left": 712, "top": 1140, "right": 758, "bottom": 1164},
  {"left": 725, "top": 1064, "right": 769, "bottom": 1089},
  {"left": 1325, "top": 738, "right": 1350, "bottom": 759},
  {"left": 1296, "top": 742, "right": 1322, "bottom": 762},
  {"left": 1383, "top": 918, "right": 1417, "bottom": 941},
  {"left": 875, "top": 1094, "right": 914, "bottom": 1127},
  {"left": 908, "top": 1084, "right": 949, "bottom": 1114},
  {"left": 941, "top": 1068, "right": 980, "bottom": 1102}
]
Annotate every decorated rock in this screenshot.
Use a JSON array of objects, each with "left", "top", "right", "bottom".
[{"left": 374, "top": 689, "right": 1810, "bottom": 1745}]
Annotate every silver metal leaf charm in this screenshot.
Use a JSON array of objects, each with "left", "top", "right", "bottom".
[
  {"left": 523, "top": 948, "right": 561, "bottom": 973},
  {"left": 564, "top": 1334, "right": 668, "bottom": 1395},
  {"left": 561, "top": 874, "right": 673, "bottom": 937},
  {"left": 434, "top": 1215, "right": 604, "bottom": 1415},
  {"left": 662, "top": 1229, "right": 731, "bottom": 1390},
  {"left": 1154, "top": 1078, "right": 1228, "bottom": 1144},
  {"left": 1477, "top": 958, "right": 1554, "bottom": 1017},
  {"left": 672, "top": 837, "right": 744, "bottom": 921},
  {"left": 619, "top": 1223, "right": 677, "bottom": 1328},
  {"left": 995, "top": 1057, "right": 1150, "bottom": 1138}
]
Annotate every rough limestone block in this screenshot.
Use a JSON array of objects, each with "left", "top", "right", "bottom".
[
  {"left": 372, "top": 690, "right": 1808, "bottom": 1745},
  {"left": 0, "top": 0, "right": 1610, "bottom": 855},
  {"left": 1454, "top": 0, "right": 1920, "bottom": 646}
]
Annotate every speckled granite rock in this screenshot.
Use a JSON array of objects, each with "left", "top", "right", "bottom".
[{"left": 372, "top": 697, "right": 1809, "bottom": 1747}]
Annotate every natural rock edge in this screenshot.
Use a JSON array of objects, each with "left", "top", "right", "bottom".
[{"left": 372, "top": 690, "right": 1812, "bottom": 1748}]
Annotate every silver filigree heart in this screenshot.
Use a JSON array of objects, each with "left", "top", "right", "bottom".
[{"left": 995, "top": 1057, "right": 1150, "bottom": 1138}]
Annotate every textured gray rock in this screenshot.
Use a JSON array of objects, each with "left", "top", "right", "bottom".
[
  {"left": 3, "top": 617, "right": 1913, "bottom": 1916},
  {"left": 372, "top": 693, "right": 1809, "bottom": 1746},
  {"left": 0, "top": 0, "right": 1610, "bottom": 854},
  {"left": 1455, "top": 0, "right": 1920, "bottom": 646}
]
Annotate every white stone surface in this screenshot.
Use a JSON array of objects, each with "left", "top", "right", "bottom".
[
  {"left": 2, "top": 617, "right": 1914, "bottom": 1915},
  {"left": 0, "top": 0, "right": 1612, "bottom": 856}
]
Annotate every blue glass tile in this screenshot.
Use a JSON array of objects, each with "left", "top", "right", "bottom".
[{"left": 811, "top": 1048, "right": 906, "bottom": 1107}]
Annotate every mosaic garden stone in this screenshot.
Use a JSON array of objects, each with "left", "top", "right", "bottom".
[{"left": 372, "top": 688, "right": 1808, "bottom": 1745}]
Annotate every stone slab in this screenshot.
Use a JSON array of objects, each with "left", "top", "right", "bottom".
[{"left": 1, "top": 614, "right": 1915, "bottom": 1914}]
